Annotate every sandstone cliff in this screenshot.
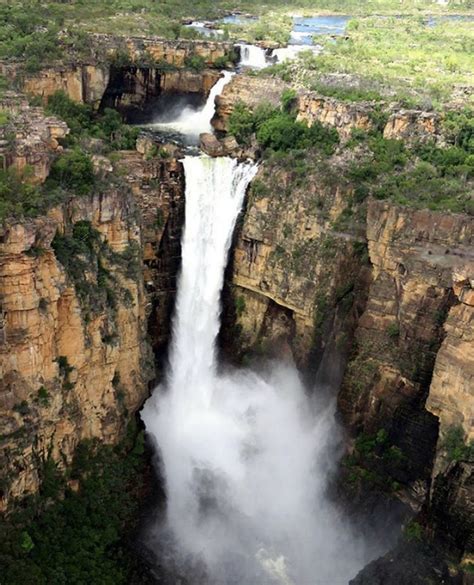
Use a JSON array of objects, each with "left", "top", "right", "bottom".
[
  {"left": 0, "top": 185, "right": 153, "bottom": 510},
  {"left": 0, "top": 103, "right": 185, "bottom": 509}
]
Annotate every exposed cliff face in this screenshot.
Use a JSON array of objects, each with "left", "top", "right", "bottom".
[
  {"left": 296, "top": 93, "right": 375, "bottom": 140},
  {"left": 0, "top": 94, "right": 69, "bottom": 183},
  {"left": 0, "top": 186, "right": 153, "bottom": 510},
  {"left": 100, "top": 67, "right": 220, "bottom": 119},
  {"left": 223, "top": 151, "right": 370, "bottom": 381},
  {"left": 213, "top": 75, "right": 285, "bottom": 132},
  {"left": 117, "top": 142, "right": 185, "bottom": 359},
  {"left": 0, "top": 95, "right": 186, "bottom": 509},
  {"left": 338, "top": 202, "right": 473, "bottom": 508},
  {"left": 2, "top": 37, "right": 235, "bottom": 110}
]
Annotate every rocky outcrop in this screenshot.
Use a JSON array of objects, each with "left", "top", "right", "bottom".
[
  {"left": 90, "top": 34, "right": 235, "bottom": 68},
  {"left": 0, "top": 94, "right": 68, "bottom": 183},
  {"left": 20, "top": 65, "right": 110, "bottom": 108},
  {"left": 427, "top": 267, "right": 473, "bottom": 439},
  {"left": 383, "top": 110, "right": 441, "bottom": 144},
  {"left": 1, "top": 36, "right": 235, "bottom": 110},
  {"left": 0, "top": 89, "right": 188, "bottom": 509},
  {"left": 297, "top": 93, "right": 375, "bottom": 140},
  {"left": 100, "top": 67, "right": 220, "bottom": 118},
  {"left": 116, "top": 144, "right": 185, "bottom": 359},
  {"left": 337, "top": 202, "right": 473, "bottom": 507},
  {"left": 213, "top": 75, "right": 285, "bottom": 132},
  {"left": 214, "top": 76, "right": 445, "bottom": 144}
]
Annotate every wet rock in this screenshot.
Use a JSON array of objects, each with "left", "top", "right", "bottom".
[
  {"left": 200, "top": 133, "right": 225, "bottom": 157},
  {"left": 350, "top": 541, "right": 462, "bottom": 585}
]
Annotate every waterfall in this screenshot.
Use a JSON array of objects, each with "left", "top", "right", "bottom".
[
  {"left": 237, "top": 43, "right": 269, "bottom": 68},
  {"left": 142, "top": 155, "right": 375, "bottom": 584},
  {"left": 150, "top": 71, "right": 233, "bottom": 141}
]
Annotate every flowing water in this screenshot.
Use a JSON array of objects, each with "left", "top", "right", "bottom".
[
  {"left": 149, "top": 71, "right": 233, "bottom": 142},
  {"left": 141, "top": 152, "right": 377, "bottom": 583},
  {"left": 237, "top": 43, "right": 269, "bottom": 68}
]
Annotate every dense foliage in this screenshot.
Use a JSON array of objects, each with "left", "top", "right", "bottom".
[
  {"left": 228, "top": 94, "right": 339, "bottom": 155},
  {"left": 0, "top": 426, "right": 152, "bottom": 585},
  {"left": 348, "top": 128, "right": 474, "bottom": 214},
  {"left": 46, "top": 91, "right": 140, "bottom": 150}
]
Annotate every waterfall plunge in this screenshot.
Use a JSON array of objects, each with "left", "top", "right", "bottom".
[
  {"left": 142, "top": 155, "right": 373, "bottom": 584},
  {"left": 149, "top": 71, "right": 233, "bottom": 141}
]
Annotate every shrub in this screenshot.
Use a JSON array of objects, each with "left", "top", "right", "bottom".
[
  {"left": 228, "top": 102, "right": 256, "bottom": 145},
  {"left": 257, "top": 113, "right": 307, "bottom": 151},
  {"left": 386, "top": 323, "right": 400, "bottom": 338},
  {"left": 184, "top": 54, "right": 206, "bottom": 72},
  {"left": 46, "top": 149, "right": 95, "bottom": 195},
  {"left": 443, "top": 425, "right": 474, "bottom": 463}
]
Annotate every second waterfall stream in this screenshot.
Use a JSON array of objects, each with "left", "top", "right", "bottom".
[{"left": 141, "top": 154, "right": 374, "bottom": 584}]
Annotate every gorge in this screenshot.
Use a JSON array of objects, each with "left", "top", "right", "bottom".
[{"left": 0, "top": 7, "right": 473, "bottom": 584}]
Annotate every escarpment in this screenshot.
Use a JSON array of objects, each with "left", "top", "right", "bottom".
[
  {"left": 0, "top": 36, "right": 237, "bottom": 113},
  {"left": 0, "top": 102, "right": 186, "bottom": 510}
]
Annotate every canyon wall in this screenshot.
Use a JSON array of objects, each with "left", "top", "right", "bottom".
[
  {"left": 0, "top": 185, "right": 153, "bottom": 510},
  {"left": 218, "top": 74, "right": 472, "bottom": 566},
  {"left": 1, "top": 37, "right": 235, "bottom": 109},
  {"left": 0, "top": 103, "right": 185, "bottom": 510}
]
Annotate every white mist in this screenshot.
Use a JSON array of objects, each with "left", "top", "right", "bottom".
[{"left": 142, "top": 155, "right": 373, "bottom": 584}]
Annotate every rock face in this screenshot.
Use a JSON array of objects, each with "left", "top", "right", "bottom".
[
  {"left": 3, "top": 37, "right": 235, "bottom": 109},
  {"left": 0, "top": 187, "right": 153, "bottom": 510},
  {"left": 338, "top": 202, "right": 473, "bottom": 506},
  {"left": 20, "top": 65, "right": 110, "bottom": 108},
  {"left": 116, "top": 147, "right": 185, "bottom": 359},
  {"left": 224, "top": 154, "right": 369, "bottom": 375},
  {"left": 90, "top": 35, "right": 235, "bottom": 69},
  {"left": 297, "top": 92, "right": 375, "bottom": 140},
  {"left": 427, "top": 265, "right": 474, "bottom": 472},
  {"left": 224, "top": 139, "right": 473, "bottom": 565},
  {"left": 0, "top": 94, "right": 69, "bottom": 183},
  {"left": 212, "top": 75, "right": 285, "bottom": 132},
  {"left": 383, "top": 109, "right": 441, "bottom": 144},
  {"left": 100, "top": 67, "right": 220, "bottom": 118},
  {"left": 0, "top": 102, "right": 186, "bottom": 509}
]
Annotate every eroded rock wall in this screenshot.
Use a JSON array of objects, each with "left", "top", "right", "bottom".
[{"left": 0, "top": 187, "right": 153, "bottom": 510}]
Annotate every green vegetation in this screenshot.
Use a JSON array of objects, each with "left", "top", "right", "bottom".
[
  {"left": 404, "top": 520, "right": 424, "bottom": 542},
  {"left": 0, "top": 426, "right": 152, "bottom": 585},
  {"left": 343, "top": 124, "right": 474, "bottom": 214},
  {"left": 442, "top": 425, "right": 474, "bottom": 463},
  {"left": 51, "top": 220, "right": 139, "bottom": 322},
  {"left": 228, "top": 94, "right": 339, "bottom": 154},
  {"left": 47, "top": 149, "right": 95, "bottom": 196},
  {"left": 262, "top": 17, "right": 474, "bottom": 106},
  {"left": 46, "top": 91, "right": 140, "bottom": 150},
  {"left": 310, "top": 81, "right": 384, "bottom": 103},
  {"left": 235, "top": 295, "right": 246, "bottom": 317},
  {"left": 0, "top": 168, "right": 43, "bottom": 223},
  {"left": 343, "top": 428, "right": 405, "bottom": 492}
]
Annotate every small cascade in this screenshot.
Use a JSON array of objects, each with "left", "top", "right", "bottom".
[
  {"left": 150, "top": 71, "right": 233, "bottom": 142},
  {"left": 237, "top": 43, "right": 269, "bottom": 68}
]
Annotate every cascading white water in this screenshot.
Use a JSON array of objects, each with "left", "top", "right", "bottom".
[
  {"left": 237, "top": 43, "right": 269, "bottom": 68},
  {"left": 150, "top": 71, "right": 233, "bottom": 140},
  {"left": 142, "top": 155, "right": 377, "bottom": 584}
]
